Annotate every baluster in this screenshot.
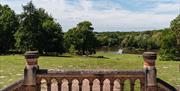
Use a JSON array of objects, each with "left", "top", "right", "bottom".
[
  {"left": 120, "top": 82, "right": 124, "bottom": 91},
  {"left": 68, "top": 81, "right": 72, "bottom": 91},
  {"left": 79, "top": 81, "right": 82, "bottom": 91},
  {"left": 58, "top": 81, "right": 62, "bottom": 91},
  {"left": 89, "top": 82, "right": 93, "bottom": 91},
  {"left": 47, "top": 81, "right": 51, "bottom": 91},
  {"left": 100, "top": 80, "right": 103, "bottom": 91},
  {"left": 140, "top": 82, "right": 145, "bottom": 91},
  {"left": 36, "top": 82, "right": 41, "bottom": 91},
  {"left": 130, "top": 80, "right": 135, "bottom": 91},
  {"left": 110, "top": 81, "right": 114, "bottom": 91}
]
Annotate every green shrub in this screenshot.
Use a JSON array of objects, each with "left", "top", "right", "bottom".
[{"left": 159, "top": 48, "right": 177, "bottom": 61}]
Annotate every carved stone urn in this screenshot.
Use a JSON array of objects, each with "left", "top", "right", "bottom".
[{"left": 24, "top": 51, "right": 39, "bottom": 66}]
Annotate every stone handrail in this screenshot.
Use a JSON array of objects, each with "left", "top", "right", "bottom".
[
  {"left": 157, "top": 78, "right": 177, "bottom": 91},
  {"left": 0, "top": 79, "right": 24, "bottom": 91}
]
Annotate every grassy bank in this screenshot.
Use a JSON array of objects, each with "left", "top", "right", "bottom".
[{"left": 0, "top": 52, "right": 179, "bottom": 89}]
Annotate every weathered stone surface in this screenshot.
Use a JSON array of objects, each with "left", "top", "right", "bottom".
[
  {"left": 143, "top": 52, "right": 157, "bottom": 60},
  {"left": 24, "top": 51, "right": 39, "bottom": 59},
  {"left": 36, "top": 70, "right": 145, "bottom": 91},
  {"left": 24, "top": 51, "right": 39, "bottom": 91},
  {"left": 143, "top": 52, "right": 158, "bottom": 91}
]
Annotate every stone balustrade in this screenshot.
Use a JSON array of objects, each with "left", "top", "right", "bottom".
[{"left": 36, "top": 70, "right": 145, "bottom": 91}]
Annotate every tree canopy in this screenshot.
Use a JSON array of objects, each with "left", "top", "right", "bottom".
[
  {"left": 171, "top": 14, "right": 180, "bottom": 47},
  {"left": 14, "top": 1, "right": 65, "bottom": 54},
  {"left": 0, "top": 4, "right": 18, "bottom": 54},
  {"left": 64, "top": 21, "right": 97, "bottom": 55}
]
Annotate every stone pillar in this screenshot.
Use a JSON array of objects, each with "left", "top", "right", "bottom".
[
  {"left": 143, "top": 52, "right": 157, "bottom": 91},
  {"left": 24, "top": 51, "right": 39, "bottom": 91}
]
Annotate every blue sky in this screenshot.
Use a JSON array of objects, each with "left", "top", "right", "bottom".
[{"left": 1, "top": 0, "right": 180, "bottom": 32}]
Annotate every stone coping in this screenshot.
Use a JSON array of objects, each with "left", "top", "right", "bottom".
[
  {"left": 37, "top": 69, "right": 145, "bottom": 75},
  {"left": 143, "top": 52, "right": 157, "bottom": 60},
  {"left": 24, "top": 51, "right": 39, "bottom": 59}
]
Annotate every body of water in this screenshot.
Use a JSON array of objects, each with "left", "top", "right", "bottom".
[{"left": 96, "top": 46, "right": 123, "bottom": 54}]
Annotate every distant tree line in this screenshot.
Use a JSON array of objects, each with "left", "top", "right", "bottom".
[
  {"left": 0, "top": 2, "right": 179, "bottom": 60},
  {"left": 96, "top": 30, "right": 161, "bottom": 50},
  {"left": 95, "top": 15, "right": 180, "bottom": 61}
]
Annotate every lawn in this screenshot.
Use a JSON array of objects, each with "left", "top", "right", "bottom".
[{"left": 0, "top": 52, "right": 180, "bottom": 89}]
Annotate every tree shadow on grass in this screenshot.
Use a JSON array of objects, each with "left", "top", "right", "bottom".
[
  {"left": 40, "top": 54, "right": 72, "bottom": 58},
  {"left": 88, "top": 55, "right": 109, "bottom": 59}
]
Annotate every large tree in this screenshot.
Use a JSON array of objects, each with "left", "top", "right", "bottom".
[
  {"left": 15, "top": 1, "right": 65, "bottom": 54},
  {"left": 64, "top": 21, "right": 97, "bottom": 55},
  {"left": 171, "top": 14, "right": 180, "bottom": 48},
  {"left": 0, "top": 4, "right": 18, "bottom": 54},
  {"left": 159, "top": 14, "right": 180, "bottom": 61},
  {"left": 170, "top": 14, "right": 180, "bottom": 60}
]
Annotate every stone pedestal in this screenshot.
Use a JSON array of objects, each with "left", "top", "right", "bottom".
[
  {"left": 24, "top": 51, "right": 39, "bottom": 91},
  {"left": 143, "top": 52, "right": 157, "bottom": 91}
]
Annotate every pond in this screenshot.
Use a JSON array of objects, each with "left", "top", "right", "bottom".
[
  {"left": 96, "top": 47, "right": 157, "bottom": 54},
  {"left": 96, "top": 46, "right": 123, "bottom": 54}
]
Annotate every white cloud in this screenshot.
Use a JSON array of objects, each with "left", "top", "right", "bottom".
[
  {"left": 1, "top": 0, "right": 179, "bottom": 32},
  {"left": 152, "top": 3, "right": 179, "bottom": 14},
  {"left": 0, "top": 0, "right": 30, "bottom": 13}
]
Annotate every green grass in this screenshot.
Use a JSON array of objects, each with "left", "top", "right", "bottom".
[{"left": 0, "top": 52, "right": 180, "bottom": 89}]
